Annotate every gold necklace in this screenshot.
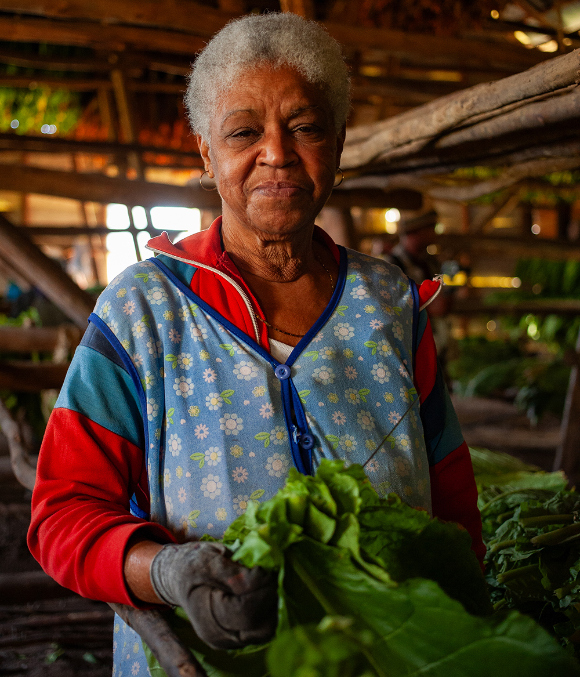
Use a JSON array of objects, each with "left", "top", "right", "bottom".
[{"left": 256, "top": 254, "right": 335, "bottom": 339}]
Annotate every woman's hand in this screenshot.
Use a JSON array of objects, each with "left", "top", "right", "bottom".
[{"left": 149, "top": 541, "right": 278, "bottom": 650}]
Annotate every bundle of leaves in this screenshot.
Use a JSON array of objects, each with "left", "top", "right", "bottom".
[
  {"left": 145, "top": 460, "right": 578, "bottom": 677},
  {"left": 473, "top": 448, "right": 580, "bottom": 659}
]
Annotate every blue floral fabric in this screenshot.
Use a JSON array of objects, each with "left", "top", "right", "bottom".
[{"left": 90, "top": 248, "right": 429, "bottom": 676}]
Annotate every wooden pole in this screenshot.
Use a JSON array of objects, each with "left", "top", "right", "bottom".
[
  {"left": 0, "top": 213, "right": 94, "bottom": 328},
  {"left": 109, "top": 603, "right": 208, "bottom": 677},
  {"left": 0, "top": 397, "right": 37, "bottom": 491},
  {"left": 553, "top": 327, "right": 580, "bottom": 487}
]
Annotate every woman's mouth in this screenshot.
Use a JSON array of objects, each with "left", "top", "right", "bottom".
[{"left": 253, "top": 181, "right": 304, "bottom": 198}]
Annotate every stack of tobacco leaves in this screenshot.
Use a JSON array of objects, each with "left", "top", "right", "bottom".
[{"left": 472, "top": 447, "right": 580, "bottom": 660}]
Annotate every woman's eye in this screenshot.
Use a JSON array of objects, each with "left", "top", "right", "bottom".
[
  {"left": 230, "top": 129, "right": 256, "bottom": 139},
  {"left": 294, "top": 124, "right": 324, "bottom": 136}
]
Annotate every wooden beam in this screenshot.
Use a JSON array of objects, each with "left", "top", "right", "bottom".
[
  {"left": 344, "top": 49, "right": 580, "bottom": 165},
  {"left": 0, "top": 3, "right": 549, "bottom": 69},
  {"left": 0, "top": 361, "right": 69, "bottom": 391},
  {"left": 0, "top": 73, "right": 187, "bottom": 94},
  {"left": 0, "top": 1, "right": 240, "bottom": 38},
  {"left": 0, "top": 46, "right": 110, "bottom": 71},
  {"left": 0, "top": 16, "right": 207, "bottom": 57},
  {"left": 0, "top": 131, "right": 201, "bottom": 161},
  {"left": 0, "top": 164, "right": 221, "bottom": 209},
  {"left": 324, "top": 22, "right": 548, "bottom": 71},
  {"left": 366, "top": 232, "right": 580, "bottom": 262},
  {"left": 0, "top": 213, "right": 94, "bottom": 328},
  {"left": 0, "top": 325, "right": 81, "bottom": 353}
]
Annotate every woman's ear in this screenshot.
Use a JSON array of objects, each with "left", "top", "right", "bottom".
[{"left": 197, "top": 135, "right": 214, "bottom": 178}]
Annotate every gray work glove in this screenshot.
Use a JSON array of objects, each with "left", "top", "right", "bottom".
[{"left": 150, "top": 541, "right": 278, "bottom": 650}]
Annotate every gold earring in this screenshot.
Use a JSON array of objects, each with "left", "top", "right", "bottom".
[
  {"left": 333, "top": 167, "right": 344, "bottom": 188},
  {"left": 199, "top": 170, "right": 217, "bottom": 192}
]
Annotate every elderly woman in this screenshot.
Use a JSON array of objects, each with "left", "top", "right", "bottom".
[{"left": 28, "top": 12, "right": 484, "bottom": 676}]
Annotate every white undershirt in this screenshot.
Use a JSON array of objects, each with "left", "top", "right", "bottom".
[{"left": 269, "top": 338, "right": 294, "bottom": 363}]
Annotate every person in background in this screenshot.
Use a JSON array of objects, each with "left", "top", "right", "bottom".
[
  {"left": 385, "top": 210, "right": 440, "bottom": 285},
  {"left": 28, "top": 13, "right": 484, "bottom": 675},
  {"left": 385, "top": 209, "right": 453, "bottom": 364}
]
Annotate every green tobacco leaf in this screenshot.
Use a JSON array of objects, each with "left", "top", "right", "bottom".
[
  {"left": 358, "top": 495, "right": 492, "bottom": 617},
  {"left": 146, "top": 459, "right": 578, "bottom": 677},
  {"left": 267, "top": 618, "right": 371, "bottom": 677},
  {"left": 288, "top": 538, "right": 578, "bottom": 677},
  {"left": 305, "top": 502, "right": 336, "bottom": 544}
]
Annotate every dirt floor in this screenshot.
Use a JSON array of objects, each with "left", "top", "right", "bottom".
[{"left": 0, "top": 395, "right": 564, "bottom": 676}]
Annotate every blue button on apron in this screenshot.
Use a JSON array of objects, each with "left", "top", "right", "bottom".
[{"left": 274, "top": 364, "right": 291, "bottom": 380}]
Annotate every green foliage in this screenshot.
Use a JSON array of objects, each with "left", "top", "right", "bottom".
[
  {"left": 0, "top": 86, "right": 82, "bottom": 135},
  {"left": 448, "top": 333, "right": 572, "bottom": 423},
  {"left": 473, "top": 448, "right": 580, "bottom": 658},
  {"left": 144, "top": 460, "right": 577, "bottom": 677}
]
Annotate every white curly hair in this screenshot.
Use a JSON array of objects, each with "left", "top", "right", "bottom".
[{"left": 185, "top": 12, "right": 350, "bottom": 140}]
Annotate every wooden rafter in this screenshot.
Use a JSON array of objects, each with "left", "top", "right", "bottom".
[
  {"left": 0, "top": 132, "right": 201, "bottom": 162},
  {"left": 342, "top": 49, "right": 580, "bottom": 168},
  {"left": 0, "top": 1, "right": 240, "bottom": 38},
  {"left": 0, "top": 2, "right": 550, "bottom": 69},
  {"left": 0, "top": 16, "right": 206, "bottom": 57},
  {"left": 0, "top": 213, "right": 94, "bottom": 328}
]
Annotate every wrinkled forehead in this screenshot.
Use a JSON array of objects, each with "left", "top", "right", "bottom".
[{"left": 204, "top": 62, "right": 334, "bottom": 136}]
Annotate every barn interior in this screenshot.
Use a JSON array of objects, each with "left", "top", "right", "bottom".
[{"left": 0, "top": 1, "right": 580, "bottom": 675}]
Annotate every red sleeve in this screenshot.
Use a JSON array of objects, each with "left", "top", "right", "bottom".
[
  {"left": 28, "top": 408, "right": 176, "bottom": 605},
  {"left": 429, "top": 441, "right": 486, "bottom": 568}
]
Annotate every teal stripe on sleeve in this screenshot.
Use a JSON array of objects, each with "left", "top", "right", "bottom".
[
  {"left": 155, "top": 254, "right": 196, "bottom": 286},
  {"left": 415, "top": 308, "right": 428, "bottom": 346},
  {"left": 56, "top": 345, "right": 144, "bottom": 448}
]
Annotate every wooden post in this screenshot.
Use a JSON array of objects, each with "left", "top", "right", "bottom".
[
  {"left": 553, "top": 327, "right": 580, "bottom": 487},
  {"left": 110, "top": 65, "right": 146, "bottom": 260},
  {"left": 0, "top": 213, "right": 94, "bottom": 328},
  {"left": 109, "top": 603, "right": 208, "bottom": 677},
  {"left": 0, "top": 397, "right": 37, "bottom": 491}
]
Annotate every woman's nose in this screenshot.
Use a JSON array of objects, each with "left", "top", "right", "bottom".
[{"left": 258, "top": 128, "right": 297, "bottom": 167}]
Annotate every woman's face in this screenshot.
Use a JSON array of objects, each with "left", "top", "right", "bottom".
[{"left": 198, "top": 64, "right": 345, "bottom": 241}]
